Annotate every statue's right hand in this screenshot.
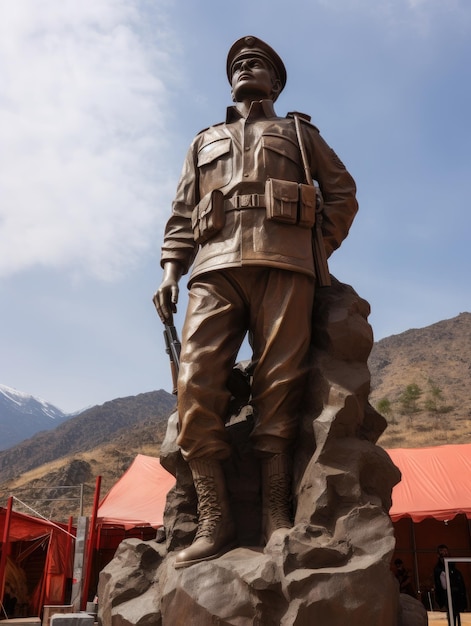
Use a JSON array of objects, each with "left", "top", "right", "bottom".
[
  {"left": 153, "top": 278, "right": 179, "bottom": 325},
  {"left": 152, "top": 262, "right": 182, "bottom": 324}
]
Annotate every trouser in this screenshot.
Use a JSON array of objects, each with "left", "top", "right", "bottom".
[
  {"left": 176, "top": 267, "right": 314, "bottom": 461},
  {"left": 446, "top": 607, "right": 461, "bottom": 626}
]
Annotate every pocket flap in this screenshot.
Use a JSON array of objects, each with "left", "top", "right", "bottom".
[
  {"left": 197, "top": 137, "right": 231, "bottom": 167},
  {"left": 271, "top": 179, "right": 299, "bottom": 202},
  {"left": 262, "top": 134, "right": 299, "bottom": 164}
]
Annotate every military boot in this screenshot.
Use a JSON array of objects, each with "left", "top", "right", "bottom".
[
  {"left": 262, "top": 453, "right": 293, "bottom": 543},
  {"left": 174, "top": 458, "right": 237, "bottom": 568}
]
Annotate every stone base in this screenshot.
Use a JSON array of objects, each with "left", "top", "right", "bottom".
[
  {"left": 98, "top": 278, "right": 425, "bottom": 626},
  {"left": 99, "top": 523, "right": 396, "bottom": 625}
]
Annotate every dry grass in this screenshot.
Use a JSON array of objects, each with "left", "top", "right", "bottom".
[{"left": 378, "top": 412, "right": 471, "bottom": 449}]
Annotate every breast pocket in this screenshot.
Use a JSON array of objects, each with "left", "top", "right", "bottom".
[
  {"left": 197, "top": 137, "right": 233, "bottom": 197},
  {"left": 262, "top": 133, "right": 301, "bottom": 179}
]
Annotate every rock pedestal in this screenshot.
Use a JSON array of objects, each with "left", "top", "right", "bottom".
[{"left": 98, "top": 278, "right": 427, "bottom": 626}]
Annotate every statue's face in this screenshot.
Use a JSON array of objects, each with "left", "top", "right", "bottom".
[{"left": 231, "top": 55, "right": 277, "bottom": 102}]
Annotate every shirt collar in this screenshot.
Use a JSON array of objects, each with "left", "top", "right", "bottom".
[{"left": 226, "top": 99, "right": 277, "bottom": 123}]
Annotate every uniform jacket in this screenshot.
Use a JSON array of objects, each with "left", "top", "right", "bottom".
[{"left": 161, "top": 100, "right": 358, "bottom": 282}]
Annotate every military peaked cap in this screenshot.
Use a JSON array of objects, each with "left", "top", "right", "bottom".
[{"left": 226, "top": 35, "right": 287, "bottom": 92}]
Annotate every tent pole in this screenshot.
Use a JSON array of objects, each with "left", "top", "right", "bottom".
[
  {"left": 62, "top": 516, "right": 74, "bottom": 604},
  {"left": 81, "top": 476, "right": 101, "bottom": 611},
  {"left": 410, "top": 518, "right": 421, "bottom": 597},
  {"left": 38, "top": 534, "right": 53, "bottom": 616},
  {"left": 80, "top": 484, "right": 84, "bottom": 517},
  {"left": 95, "top": 524, "right": 103, "bottom": 575},
  {"left": 0, "top": 496, "right": 14, "bottom": 609}
]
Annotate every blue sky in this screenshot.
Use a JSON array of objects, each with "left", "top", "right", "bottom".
[{"left": 1, "top": 0, "right": 470, "bottom": 412}]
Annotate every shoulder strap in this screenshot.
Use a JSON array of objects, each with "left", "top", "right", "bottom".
[
  {"left": 293, "top": 114, "right": 314, "bottom": 186},
  {"left": 292, "top": 113, "right": 331, "bottom": 287}
]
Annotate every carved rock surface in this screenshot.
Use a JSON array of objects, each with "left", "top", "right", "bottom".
[
  {"left": 99, "top": 278, "right": 403, "bottom": 626},
  {"left": 100, "top": 516, "right": 398, "bottom": 625}
]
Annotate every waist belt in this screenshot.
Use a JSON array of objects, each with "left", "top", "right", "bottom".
[{"left": 224, "top": 193, "right": 266, "bottom": 211}]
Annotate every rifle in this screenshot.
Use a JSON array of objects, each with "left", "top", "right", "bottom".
[
  {"left": 163, "top": 323, "right": 181, "bottom": 395},
  {"left": 293, "top": 113, "right": 332, "bottom": 287}
]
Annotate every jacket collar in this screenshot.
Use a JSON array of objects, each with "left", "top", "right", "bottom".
[{"left": 226, "top": 99, "right": 277, "bottom": 123}]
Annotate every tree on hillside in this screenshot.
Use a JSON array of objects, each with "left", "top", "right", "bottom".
[
  {"left": 424, "top": 379, "right": 454, "bottom": 428},
  {"left": 376, "top": 397, "right": 397, "bottom": 425},
  {"left": 399, "top": 383, "right": 422, "bottom": 424}
]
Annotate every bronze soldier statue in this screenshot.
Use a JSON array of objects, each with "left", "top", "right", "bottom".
[{"left": 153, "top": 35, "right": 358, "bottom": 569}]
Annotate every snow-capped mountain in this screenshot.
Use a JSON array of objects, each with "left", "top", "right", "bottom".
[{"left": 0, "top": 384, "right": 72, "bottom": 451}]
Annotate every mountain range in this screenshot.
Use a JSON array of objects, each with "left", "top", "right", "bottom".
[
  {"left": 0, "top": 388, "right": 176, "bottom": 520},
  {"left": 0, "top": 389, "right": 175, "bottom": 481},
  {"left": 0, "top": 311, "right": 469, "bottom": 521},
  {"left": 0, "top": 384, "right": 74, "bottom": 451}
]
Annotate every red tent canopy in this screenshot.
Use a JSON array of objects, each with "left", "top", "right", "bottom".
[
  {"left": 98, "top": 446, "right": 471, "bottom": 527},
  {"left": 387, "top": 444, "right": 471, "bottom": 522},
  {"left": 97, "top": 455, "right": 175, "bottom": 530},
  {"left": 0, "top": 507, "right": 73, "bottom": 612}
]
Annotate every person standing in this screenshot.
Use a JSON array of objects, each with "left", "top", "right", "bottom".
[
  {"left": 393, "top": 558, "right": 416, "bottom": 597},
  {"left": 434, "top": 544, "right": 467, "bottom": 626}
]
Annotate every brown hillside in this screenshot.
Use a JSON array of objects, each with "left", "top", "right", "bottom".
[
  {"left": 0, "top": 414, "right": 173, "bottom": 522},
  {"left": 370, "top": 312, "right": 471, "bottom": 448}
]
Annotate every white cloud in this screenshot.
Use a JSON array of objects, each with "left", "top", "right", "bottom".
[{"left": 0, "top": 0, "right": 178, "bottom": 280}]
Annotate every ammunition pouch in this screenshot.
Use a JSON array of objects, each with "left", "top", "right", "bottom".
[
  {"left": 192, "top": 189, "right": 225, "bottom": 244},
  {"left": 265, "top": 179, "right": 316, "bottom": 228}
]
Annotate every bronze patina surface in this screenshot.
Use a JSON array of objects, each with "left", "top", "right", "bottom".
[
  {"left": 96, "top": 36, "right": 428, "bottom": 626},
  {"left": 153, "top": 35, "right": 357, "bottom": 567}
]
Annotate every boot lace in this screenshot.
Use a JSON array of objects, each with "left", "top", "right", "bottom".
[
  {"left": 268, "top": 474, "right": 292, "bottom": 530},
  {"left": 194, "top": 476, "right": 222, "bottom": 540}
]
